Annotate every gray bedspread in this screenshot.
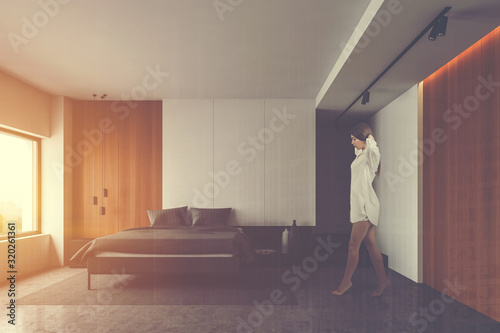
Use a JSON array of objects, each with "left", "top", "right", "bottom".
[{"left": 70, "top": 226, "right": 254, "bottom": 264}]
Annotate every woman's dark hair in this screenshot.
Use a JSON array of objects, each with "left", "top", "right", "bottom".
[
  {"left": 350, "top": 122, "right": 373, "bottom": 141},
  {"left": 350, "top": 122, "right": 381, "bottom": 176}
]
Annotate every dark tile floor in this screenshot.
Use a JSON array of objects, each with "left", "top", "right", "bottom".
[{"left": 238, "top": 264, "right": 500, "bottom": 333}]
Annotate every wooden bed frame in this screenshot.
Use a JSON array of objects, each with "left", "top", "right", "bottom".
[{"left": 87, "top": 251, "right": 240, "bottom": 289}]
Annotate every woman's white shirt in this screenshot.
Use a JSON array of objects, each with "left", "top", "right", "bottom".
[{"left": 350, "top": 138, "right": 380, "bottom": 225}]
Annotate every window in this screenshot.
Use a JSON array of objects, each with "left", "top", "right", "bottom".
[{"left": 0, "top": 129, "right": 40, "bottom": 238}]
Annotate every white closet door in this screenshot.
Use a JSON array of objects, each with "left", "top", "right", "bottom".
[
  {"left": 213, "top": 99, "right": 265, "bottom": 225},
  {"left": 163, "top": 99, "right": 214, "bottom": 208},
  {"left": 264, "top": 99, "right": 316, "bottom": 226}
]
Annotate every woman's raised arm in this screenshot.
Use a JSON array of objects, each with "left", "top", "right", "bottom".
[{"left": 365, "top": 135, "right": 380, "bottom": 174}]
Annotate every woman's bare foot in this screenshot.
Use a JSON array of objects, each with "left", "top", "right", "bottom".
[
  {"left": 332, "top": 281, "right": 352, "bottom": 295},
  {"left": 372, "top": 279, "right": 391, "bottom": 296}
]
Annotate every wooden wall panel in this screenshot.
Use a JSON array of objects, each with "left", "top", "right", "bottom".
[
  {"left": 150, "top": 105, "right": 164, "bottom": 215},
  {"left": 423, "top": 26, "right": 500, "bottom": 322},
  {"left": 72, "top": 101, "right": 101, "bottom": 239},
  {"left": 118, "top": 102, "right": 163, "bottom": 231},
  {"left": 423, "top": 65, "right": 449, "bottom": 289},
  {"left": 453, "top": 44, "right": 482, "bottom": 308},
  {"left": 118, "top": 105, "right": 137, "bottom": 231},
  {"left": 72, "top": 100, "right": 162, "bottom": 239},
  {"left": 479, "top": 27, "right": 500, "bottom": 318},
  {"left": 100, "top": 102, "right": 120, "bottom": 236}
]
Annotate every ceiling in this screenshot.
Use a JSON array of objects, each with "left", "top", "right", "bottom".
[
  {"left": 317, "top": 0, "right": 500, "bottom": 125},
  {"left": 0, "top": 0, "right": 499, "bottom": 121},
  {"left": 0, "top": 0, "right": 372, "bottom": 100}
]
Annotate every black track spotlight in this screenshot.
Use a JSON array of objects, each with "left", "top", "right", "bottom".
[
  {"left": 428, "top": 15, "right": 448, "bottom": 41},
  {"left": 437, "top": 16, "right": 448, "bottom": 36},
  {"left": 361, "top": 91, "right": 370, "bottom": 105},
  {"left": 428, "top": 26, "right": 438, "bottom": 41}
]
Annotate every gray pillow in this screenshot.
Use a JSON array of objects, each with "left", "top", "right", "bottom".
[
  {"left": 190, "top": 207, "right": 232, "bottom": 227},
  {"left": 147, "top": 206, "right": 190, "bottom": 227}
]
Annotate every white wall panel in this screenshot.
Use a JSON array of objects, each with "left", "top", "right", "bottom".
[
  {"left": 41, "top": 96, "right": 69, "bottom": 267},
  {"left": 163, "top": 99, "right": 316, "bottom": 226},
  {"left": 264, "top": 99, "right": 316, "bottom": 226},
  {"left": 369, "top": 85, "right": 421, "bottom": 282},
  {"left": 163, "top": 99, "right": 213, "bottom": 208},
  {"left": 213, "top": 99, "right": 265, "bottom": 225}
]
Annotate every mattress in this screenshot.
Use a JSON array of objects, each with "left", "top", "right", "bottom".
[{"left": 69, "top": 226, "right": 254, "bottom": 265}]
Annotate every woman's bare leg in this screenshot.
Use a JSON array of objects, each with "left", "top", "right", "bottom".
[
  {"left": 332, "top": 221, "right": 371, "bottom": 295},
  {"left": 363, "top": 224, "right": 390, "bottom": 296}
]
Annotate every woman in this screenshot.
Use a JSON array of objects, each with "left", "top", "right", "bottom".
[{"left": 332, "top": 122, "right": 390, "bottom": 296}]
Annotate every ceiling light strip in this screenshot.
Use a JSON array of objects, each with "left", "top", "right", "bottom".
[{"left": 315, "top": 0, "right": 385, "bottom": 107}]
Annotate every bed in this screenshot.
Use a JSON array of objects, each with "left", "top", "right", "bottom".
[{"left": 69, "top": 207, "right": 255, "bottom": 289}]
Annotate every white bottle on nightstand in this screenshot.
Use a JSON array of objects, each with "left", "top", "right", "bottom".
[{"left": 281, "top": 228, "right": 289, "bottom": 254}]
